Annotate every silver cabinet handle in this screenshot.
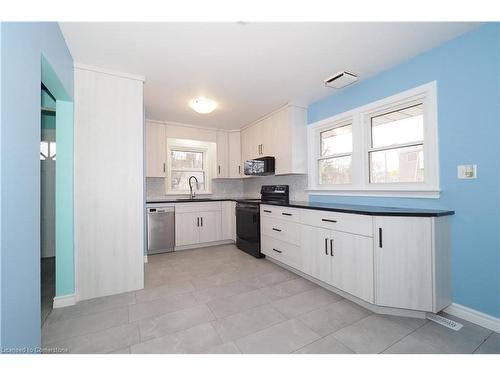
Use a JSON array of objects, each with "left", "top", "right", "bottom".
[
  {"left": 201, "top": 217, "right": 203, "bottom": 227},
  {"left": 330, "top": 239, "right": 334, "bottom": 256},
  {"left": 322, "top": 218, "right": 337, "bottom": 223},
  {"left": 324, "top": 238, "right": 328, "bottom": 255},
  {"left": 218, "top": 165, "right": 221, "bottom": 175},
  {"left": 238, "top": 165, "right": 241, "bottom": 174},
  {"left": 272, "top": 228, "right": 282, "bottom": 232},
  {"left": 163, "top": 163, "right": 166, "bottom": 173},
  {"left": 272, "top": 248, "right": 282, "bottom": 254},
  {"left": 197, "top": 217, "right": 200, "bottom": 227}
]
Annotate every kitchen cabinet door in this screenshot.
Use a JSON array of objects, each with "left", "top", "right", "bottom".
[
  {"left": 145, "top": 122, "right": 166, "bottom": 177},
  {"left": 216, "top": 130, "right": 229, "bottom": 178},
  {"left": 259, "top": 116, "right": 274, "bottom": 157},
  {"left": 300, "top": 225, "right": 332, "bottom": 284},
  {"left": 228, "top": 131, "right": 242, "bottom": 178},
  {"left": 199, "top": 210, "right": 222, "bottom": 243},
  {"left": 221, "top": 201, "right": 235, "bottom": 241},
  {"left": 330, "top": 231, "right": 374, "bottom": 303},
  {"left": 175, "top": 212, "right": 199, "bottom": 246},
  {"left": 374, "top": 216, "right": 433, "bottom": 311}
]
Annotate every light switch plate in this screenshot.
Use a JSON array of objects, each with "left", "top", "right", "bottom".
[{"left": 457, "top": 164, "right": 477, "bottom": 179}]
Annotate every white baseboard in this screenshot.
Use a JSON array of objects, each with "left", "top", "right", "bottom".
[
  {"left": 444, "top": 303, "right": 500, "bottom": 333},
  {"left": 175, "top": 239, "right": 234, "bottom": 251},
  {"left": 53, "top": 294, "right": 76, "bottom": 309},
  {"left": 143, "top": 255, "right": 148, "bottom": 263}
]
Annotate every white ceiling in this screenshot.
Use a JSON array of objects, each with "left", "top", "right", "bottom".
[{"left": 60, "top": 22, "right": 478, "bottom": 130}]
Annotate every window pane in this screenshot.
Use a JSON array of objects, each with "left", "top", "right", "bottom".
[
  {"left": 370, "top": 144, "right": 424, "bottom": 183},
  {"left": 320, "top": 124, "right": 352, "bottom": 157},
  {"left": 49, "top": 142, "right": 56, "bottom": 159},
  {"left": 371, "top": 104, "right": 424, "bottom": 148},
  {"left": 171, "top": 171, "right": 205, "bottom": 191},
  {"left": 171, "top": 150, "right": 203, "bottom": 170},
  {"left": 40, "top": 141, "right": 48, "bottom": 160},
  {"left": 318, "top": 156, "right": 352, "bottom": 185}
]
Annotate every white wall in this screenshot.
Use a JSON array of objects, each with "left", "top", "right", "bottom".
[{"left": 74, "top": 65, "right": 144, "bottom": 301}]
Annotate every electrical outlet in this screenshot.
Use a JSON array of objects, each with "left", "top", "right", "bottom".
[{"left": 457, "top": 164, "right": 477, "bottom": 179}]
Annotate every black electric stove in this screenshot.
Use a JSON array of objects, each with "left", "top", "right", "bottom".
[{"left": 235, "top": 185, "right": 289, "bottom": 258}]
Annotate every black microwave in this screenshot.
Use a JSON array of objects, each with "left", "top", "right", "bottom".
[{"left": 244, "top": 156, "right": 275, "bottom": 176}]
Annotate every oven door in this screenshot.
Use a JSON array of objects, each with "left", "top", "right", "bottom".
[{"left": 235, "top": 203, "right": 263, "bottom": 258}]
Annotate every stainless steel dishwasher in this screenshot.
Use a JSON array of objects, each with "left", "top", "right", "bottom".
[{"left": 147, "top": 206, "right": 175, "bottom": 254}]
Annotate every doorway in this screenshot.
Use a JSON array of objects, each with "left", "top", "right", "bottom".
[{"left": 40, "top": 84, "right": 57, "bottom": 324}]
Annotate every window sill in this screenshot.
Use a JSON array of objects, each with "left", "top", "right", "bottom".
[{"left": 306, "top": 187, "right": 440, "bottom": 199}]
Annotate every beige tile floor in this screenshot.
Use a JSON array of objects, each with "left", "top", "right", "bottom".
[{"left": 42, "top": 244, "right": 499, "bottom": 354}]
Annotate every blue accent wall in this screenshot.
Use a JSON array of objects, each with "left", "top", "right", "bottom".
[
  {"left": 0, "top": 22, "right": 73, "bottom": 350},
  {"left": 308, "top": 24, "right": 500, "bottom": 318}
]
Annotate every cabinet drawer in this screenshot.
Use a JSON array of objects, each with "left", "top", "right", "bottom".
[
  {"left": 260, "top": 205, "right": 301, "bottom": 223},
  {"left": 301, "top": 209, "right": 373, "bottom": 237},
  {"left": 175, "top": 201, "right": 222, "bottom": 213},
  {"left": 261, "top": 235, "right": 301, "bottom": 270},
  {"left": 261, "top": 217, "right": 300, "bottom": 245}
]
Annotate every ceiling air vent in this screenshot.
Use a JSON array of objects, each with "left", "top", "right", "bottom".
[{"left": 324, "top": 71, "right": 358, "bottom": 89}]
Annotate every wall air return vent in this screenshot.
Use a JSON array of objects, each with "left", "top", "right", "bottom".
[{"left": 324, "top": 71, "right": 358, "bottom": 89}]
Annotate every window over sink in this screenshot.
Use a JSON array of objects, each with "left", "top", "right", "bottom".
[
  {"left": 307, "top": 82, "right": 439, "bottom": 198},
  {"left": 165, "top": 138, "right": 216, "bottom": 195}
]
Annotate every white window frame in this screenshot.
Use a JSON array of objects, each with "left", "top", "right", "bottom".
[
  {"left": 307, "top": 81, "right": 439, "bottom": 198},
  {"left": 165, "top": 138, "right": 216, "bottom": 195}
]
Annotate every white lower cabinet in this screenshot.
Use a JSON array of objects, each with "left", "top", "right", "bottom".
[
  {"left": 330, "top": 230, "right": 374, "bottom": 303},
  {"left": 261, "top": 235, "right": 302, "bottom": 270},
  {"left": 300, "top": 225, "right": 332, "bottom": 285},
  {"left": 373, "top": 216, "right": 450, "bottom": 312},
  {"left": 174, "top": 202, "right": 224, "bottom": 248},
  {"left": 175, "top": 212, "right": 200, "bottom": 246},
  {"left": 199, "top": 210, "right": 222, "bottom": 244},
  {"left": 260, "top": 204, "right": 451, "bottom": 314},
  {"left": 221, "top": 201, "right": 236, "bottom": 241}
]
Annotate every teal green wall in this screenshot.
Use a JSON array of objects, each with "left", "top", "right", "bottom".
[
  {"left": 54, "top": 100, "right": 74, "bottom": 297},
  {"left": 41, "top": 88, "right": 55, "bottom": 109},
  {"left": 41, "top": 113, "right": 55, "bottom": 129},
  {"left": 41, "top": 56, "right": 74, "bottom": 299}
]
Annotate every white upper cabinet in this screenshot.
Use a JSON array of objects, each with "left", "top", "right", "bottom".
[
  {"left": 240, "top": 104, "right": 307, "bottom": 175},
  {"left": 216, "top": 130, "right": 229, "bottom": 178},
  {"left": 228, "top": 131, "right": 242, "bottom": 178},
  {"left": 145, "top": 122, "right": 166, "bottom": 178}
]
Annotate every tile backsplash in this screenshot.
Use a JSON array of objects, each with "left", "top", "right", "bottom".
[
  {"left": 242, "top": 174, "right": 308, "bottom": 201},
  {"left": 146, "top": 174, "right": 308, "bottom": 201}
]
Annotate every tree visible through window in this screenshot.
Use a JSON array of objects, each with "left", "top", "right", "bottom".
[
  {"left": 369, "top": 103, "right": 424, "bottom": 183},
  {"left": 170, "top": 150, "right": 206, "bottom": 191},
  {"left": 318, "top": 124, "right": 352, "bottom": 185}
]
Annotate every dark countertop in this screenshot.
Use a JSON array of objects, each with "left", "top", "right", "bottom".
[
  {"left": 146, "top": 197, "right": 260, "bottom": 204},
  {"left": 146, "top": 197, "right": 454, "bottom": 217},
  {"left": 261, "top": 200, "right": 455, "bottom": 217}
]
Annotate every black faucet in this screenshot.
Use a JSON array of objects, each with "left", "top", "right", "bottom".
[{"left": 188, "top": 175, "right": 199, "bottom": 199}]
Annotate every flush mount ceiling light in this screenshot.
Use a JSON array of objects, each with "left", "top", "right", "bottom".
[{"left": 189, "top": 97, "right": 217, "bottom": 114}]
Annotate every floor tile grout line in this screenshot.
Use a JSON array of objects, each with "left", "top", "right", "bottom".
[
  {"left": 379, "top": 320, "right": 434, "bottom": 354},
  {"left": 43, "top": 321, "right": 138, "bottom": 350},
  {"left": 472, "top": 331, "right": 494, "bottom": 354}
]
